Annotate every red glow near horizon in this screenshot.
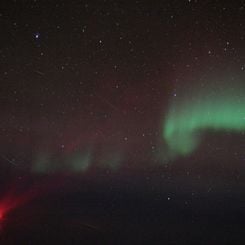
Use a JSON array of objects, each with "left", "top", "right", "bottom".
[
  {"left": 0, "top": 209, "right": 4, "bottom": 220},
  {"left": 0, "top": 201, "right": 11, "bottom": 224},
  {"left": 0, "top": 176, "right": 68, "bottom": 224},
  {"left": 0, "top": 176, "right": 69, "bottom": 232},
  {"left": 0, "top": 184, "right": 38, "bottom": 223},
  {"left": 0, "top": 197, "right": 17, "bottom": 220}
]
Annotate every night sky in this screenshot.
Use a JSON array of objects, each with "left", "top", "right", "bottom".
[{"left": 1, "top": 1, "right": 245, "bottom": 244}]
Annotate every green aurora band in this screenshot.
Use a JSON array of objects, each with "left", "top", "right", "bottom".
[{"left": 163, "top": 83, "right": 245, "bottom": 158}]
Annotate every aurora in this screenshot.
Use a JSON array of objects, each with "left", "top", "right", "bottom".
[{"left": 163, "top": 81, "right": 245, "bottom": 158}]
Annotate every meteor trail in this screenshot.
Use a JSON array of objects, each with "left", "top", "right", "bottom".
[
  {"left": 0, "top": 154, "right": 17, "bottom": 166},
  {"left": 34, "top": 70, "right": 45, "bottom": 76}
]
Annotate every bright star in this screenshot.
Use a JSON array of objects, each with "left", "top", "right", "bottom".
[{"left": 34, "top": 32, "right": 40, "bottom": 39}]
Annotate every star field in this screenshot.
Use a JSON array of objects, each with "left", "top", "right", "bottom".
[{"left": 1, "top": 1, "right": 245, "bottom": 244}]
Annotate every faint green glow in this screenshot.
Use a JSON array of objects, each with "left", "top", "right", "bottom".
[
  {"left": 32, "top": 150, "right": 91, "bottom": 174},
  {"left": 70, "top": 151, "right": 91, "bottom": 172},
  {"left": 163, "top": 83, "right": 245, "bottom": 158},
  {"left": 32, "top": 153, "right": 51, "bottom": 173},
  {"left": 100, "top": 151, "right": 122, "bottom": 171}
]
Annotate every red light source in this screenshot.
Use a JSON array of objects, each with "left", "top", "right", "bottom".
[
  {"left": 0, "top": 210, "right": 4, "bottom": 220},
  {"left": 0, "top": 205, "right": 8, "bottom": 221}
]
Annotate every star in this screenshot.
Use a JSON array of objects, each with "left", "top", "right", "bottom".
[{"left": 34, "top": 32, "right": 40, "bottom": 39}]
